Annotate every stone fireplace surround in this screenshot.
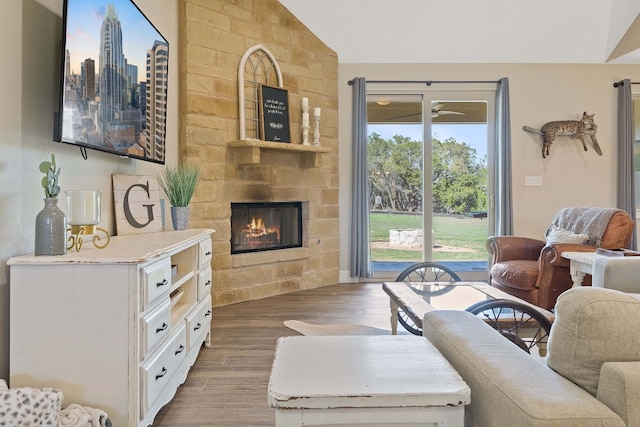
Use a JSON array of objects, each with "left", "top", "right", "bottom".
[{"left": 180, "top": 0, "right": 339, "bottom": 308}]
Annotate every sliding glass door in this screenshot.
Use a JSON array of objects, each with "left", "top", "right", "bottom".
[
  {"left": 367, "top": 85, "right": 495, "bottom": 279},
  {"left": 368, "top": 94, "right": 425, "bottom": 266}
]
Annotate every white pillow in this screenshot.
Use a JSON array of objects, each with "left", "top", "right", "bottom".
[{"left": 546, "top": 225, "right": 588, "bottom": 245}]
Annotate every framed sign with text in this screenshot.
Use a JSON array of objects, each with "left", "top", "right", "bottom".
[
  {"left": 259, "top": 85, "right": 291, "bottom": 143},
  {"left": 112, "top": 174, "right": 163, "bottom": 235}
]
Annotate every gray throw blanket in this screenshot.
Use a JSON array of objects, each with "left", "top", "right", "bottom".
[{"left": 546, "top": 207, "right": 621, "bottom": 246}]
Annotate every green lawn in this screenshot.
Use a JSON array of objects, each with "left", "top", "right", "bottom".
[{"left": 370, "top": 212, "right": 488, "bottom": 262}]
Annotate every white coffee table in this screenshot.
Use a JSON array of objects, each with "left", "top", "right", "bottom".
[{"left": 268, "top": 335, "right": 470, "bottom": 427}]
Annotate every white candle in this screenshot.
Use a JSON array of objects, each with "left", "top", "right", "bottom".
[
  {"left": 302, "top": 112, "right": 309, "bottom": 127},
  {"left": 67, "top": 190, "right": 102, "bottom": 225},
  {"left": 302, "top": 97, "right": 309, "bottom": 108},
  {"left": 314, "top": 107, "right": 321, "bottom": 117}
]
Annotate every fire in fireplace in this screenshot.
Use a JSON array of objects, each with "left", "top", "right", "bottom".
[{"left": 231, "top": 202, "right": 303, "bottom": 254}]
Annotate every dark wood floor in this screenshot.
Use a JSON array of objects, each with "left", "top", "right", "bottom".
[{"left": 153, "top": 282, "right": 394, "bottom": 426}]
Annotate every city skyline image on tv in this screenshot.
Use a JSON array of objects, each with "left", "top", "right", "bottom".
[{"left": 55, "top": 0, "right": 169, "bottom": 165}]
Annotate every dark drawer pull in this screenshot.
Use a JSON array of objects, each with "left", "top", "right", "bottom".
[
  {"left": 156, "top": 323, "right": 168, "bottom": 333},
  {"left": 205, "top": 251, "right": 212, "bottom": 256},
  {"left": 175, "top": 344, "right": 185, "bottom": 355},
  {"left": 155, "top": 367, "right": 167, "bottom": 380},
  {"left": 193, "top": 323, "right": 201, "bottom": 332},
  {"left": 205, "top": 280, "right": 212, "bottom": 287},
  {"left": 156, "top": 278, "right": 169, "bottom": 287},
  {"left": 205, "top": 310, "right": 211, "bottom": 317}
]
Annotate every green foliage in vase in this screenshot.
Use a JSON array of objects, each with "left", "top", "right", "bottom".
[
  {"left": 157, "top": 162, "right": 201, "bottom": 207},
  {"left": 39, "top": 153, "right": 61, "bottom": 198}
]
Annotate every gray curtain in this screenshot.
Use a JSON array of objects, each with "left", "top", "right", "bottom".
[
  {"left": 617, "top": 79, "right": 637, "bottom": 250},
  {"left": 350, "top": 77, "right": 373, "bottom": 278},
  {"left": 494, "top": 77, "right": 513, "bottom": 236}
]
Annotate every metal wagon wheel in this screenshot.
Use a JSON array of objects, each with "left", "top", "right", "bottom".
[
  {"left": 395, "top": 262, "right": 461, "bottom": 336},
  {"left": 466, "top": 299, "right": 552, "bottom": 356}
]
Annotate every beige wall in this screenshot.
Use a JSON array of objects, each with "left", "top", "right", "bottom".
[
  {"left": 338, "top": 63, "right": 640, "bottom": 280},
  {"left": 180, "top": 0, "right": 340, "bottom": 306},
  {"left": 1, "top": 0, "right": 179, "bottom": 380}
]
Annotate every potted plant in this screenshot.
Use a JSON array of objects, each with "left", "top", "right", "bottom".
[
  {"left": 157, "top": 161, "right": 200, "bottom": 230},
  {"left": 35, "top": 153, "right": 67, "bottom": 255}
]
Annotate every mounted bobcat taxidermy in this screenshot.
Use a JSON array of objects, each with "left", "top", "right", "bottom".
[{"left": 523, "top": 112, "right": 602, "bottom": 159}]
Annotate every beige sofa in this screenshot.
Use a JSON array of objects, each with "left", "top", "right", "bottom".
[
  {"left": 592, "top": 255, "right": 640, "bottom": 293},
  {"left": 423, "top": 287, "right": 640, "bottom": 426}
]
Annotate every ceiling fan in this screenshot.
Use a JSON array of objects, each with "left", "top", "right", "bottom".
[
  {"left": 431, "top": 103, "right": 466, "bottom": 118},
  {"left": 381, "top": 102, "right": 466, "bottom": 121}
]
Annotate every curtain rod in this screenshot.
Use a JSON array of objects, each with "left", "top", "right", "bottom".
[
  {"left": 613, "top": 80, "right": 640, "bottom": 87},
  {"left": 347, "top": 79, "right": 500, "bottom": 86}
]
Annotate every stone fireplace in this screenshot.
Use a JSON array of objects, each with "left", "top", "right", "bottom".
[
  {"left": 181, "top": 0, "right": 339, "bottom": 307},
  {"left": 230, "top": 202, "right": 303, "bottom": 254}
]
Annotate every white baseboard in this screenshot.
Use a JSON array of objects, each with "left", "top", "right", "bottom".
[
  {"left": 339, "top": 270, "right": 360, "bottom": 283},
  {"left": 339, "top": 269, "right": 488, "bottom": 284}
]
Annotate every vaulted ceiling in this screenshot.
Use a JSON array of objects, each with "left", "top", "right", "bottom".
[{"left": 279, "top": 0, "right": 640, "bottom": 64}]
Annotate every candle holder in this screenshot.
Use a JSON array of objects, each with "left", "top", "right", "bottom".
[
  {"left": 65, "top": 190, "right": 110, "bottom": 251},
  {"left": 301, "top": 98, "right": 310, "bottom": 145},
  {"left": 313, "top": 108, "right": 321, "bottom": 146}
]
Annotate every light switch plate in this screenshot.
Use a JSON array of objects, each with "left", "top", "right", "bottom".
[{"left": 525, "top": 176, "right": 543, "bottom": 186}]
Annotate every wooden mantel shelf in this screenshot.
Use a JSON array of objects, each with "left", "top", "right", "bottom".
[{"left": 228, "top": 139, "right": 330, "bottom": 168}]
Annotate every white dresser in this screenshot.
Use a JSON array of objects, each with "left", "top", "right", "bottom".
[{"left": 8, "top": 229, "right": 214, "bottom": 427}]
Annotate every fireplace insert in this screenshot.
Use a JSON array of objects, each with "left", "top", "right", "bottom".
[{"left": 230, "top": 202, "right": 303, "bottom": 254}]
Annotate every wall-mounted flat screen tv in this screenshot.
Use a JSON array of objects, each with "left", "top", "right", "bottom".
[{"left": 54, "top": 0, "right": 169, "bottom": 165}]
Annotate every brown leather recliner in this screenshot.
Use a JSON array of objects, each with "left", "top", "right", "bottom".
[{"left": 486, "top": 209, "right": 635, "bottom": 310}]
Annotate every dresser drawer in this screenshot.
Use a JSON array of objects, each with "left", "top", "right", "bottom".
[
  {"left": 198, "top": 239, "right": 212, "bottom": 270},
  {"left": 141, "top": 298, "right": 171, "bottom": 356},
  {"left": 140, "top": 324, "right": 187, "bottom": 416},
  {"left": 142, "top": 258, "right": 172, "bottom": 310},
  {"left": 186, "top": 295, "right": 212, "bottom": 350},
  {"left": 197, "top": 267, "right": 212, "bottom": 301}
]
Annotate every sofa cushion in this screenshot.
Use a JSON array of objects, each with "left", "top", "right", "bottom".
[
  {"left": 592, "top": 256, "right": 640, "bottom": 293},
  {"left": 423, "top": 310, "right": 624, "bottom": 426},
  {"left": 490, "top": 260, "right": 538, "bottom": 291},
  {"left": 596, "top": 362, "right": 640, "bottom": 427},
  {"left": 547, "top": 287, "right": 640, "bottom": 396},
  {"left": 0, "top": 379, "right": 63, "bottom": 426}
]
